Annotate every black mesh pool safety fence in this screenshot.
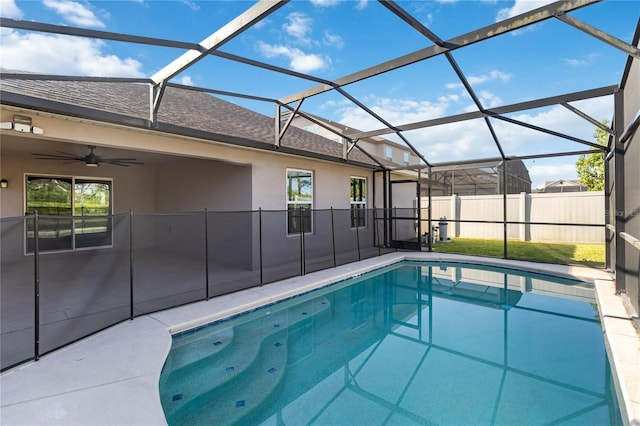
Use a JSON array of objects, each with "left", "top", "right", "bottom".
[
  {"left": 39, "top": 213, "right": 131, "bottom": 355},
  {"left": 1, "top": 216, "right": 36, "bottom": 369},
  {"left": 0, "top": 208, "right": 400, "bottom": 371}
]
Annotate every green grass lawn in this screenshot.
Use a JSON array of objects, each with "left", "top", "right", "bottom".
[{"left": 430, "top": 237, "right": 605, "bottom": 267}]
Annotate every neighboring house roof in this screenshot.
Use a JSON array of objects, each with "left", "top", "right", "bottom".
[
  {"left": 0, "top": 72, "right": 377, "bottom": 168},
  {"left": 542, "top": 179, "right": 587, "bottom": 192},
  {"left": 544, "top": 179, "right": 584, "bottom": 187},
  {"left": 287, "top": 111, "right": 415, "bottom": 169}
]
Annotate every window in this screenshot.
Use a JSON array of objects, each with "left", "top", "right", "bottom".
[
  {"left": 403, "top": 151, "right": 410, "bottom": 166},
  {"left": 25, "top": 175, "right": 112, "bottom": 252},
  {"left": 350, "top": 177, "right": 366, "bottom": 228},
  {"left": 286, "top": 169, "right": 313, "bottom": 235},
  {"left": 385, "top": 146, "right": 393, "bottom": 161}
]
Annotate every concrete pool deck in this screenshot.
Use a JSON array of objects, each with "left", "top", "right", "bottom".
[{"left": 1, "top": 252, "right": 638, "bottom": 425}]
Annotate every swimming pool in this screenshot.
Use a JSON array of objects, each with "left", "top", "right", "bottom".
[{"left": 159, "top": 261, "right": 622, "bottom": 425}]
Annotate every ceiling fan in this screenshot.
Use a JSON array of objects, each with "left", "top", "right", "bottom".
[{"left": 32, "top": 145, "right": 144, "bottom": 167}]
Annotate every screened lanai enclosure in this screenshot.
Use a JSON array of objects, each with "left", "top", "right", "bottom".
[{"left": 0, "top": 0, "right": 639, "bottom": 373}]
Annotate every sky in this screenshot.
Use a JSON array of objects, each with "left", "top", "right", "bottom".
[{"left": 1, "top": 0, "right": 638, "bottom": 188}]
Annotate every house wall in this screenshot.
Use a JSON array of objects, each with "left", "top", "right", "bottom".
[
  {"left": 1, "top": 107, "right": 394, "bottom": 270},
  {"left": 250, "top": 156, "right": 371, "bottom": 210},
  {"left": 156, "top": 158, "right": 252, "bottom": 212},
  {"left": 0, "top": 139, "right": 157, "bottom": 218},
  {"left": 0, "top": 108, "right": 379, "bottom": 214}
]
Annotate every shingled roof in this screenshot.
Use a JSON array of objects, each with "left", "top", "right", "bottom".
[{"left": 0, "top": 72, "right": 378, "bottom": 168}]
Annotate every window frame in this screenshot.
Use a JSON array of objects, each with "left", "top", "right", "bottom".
[
  {"left": 285, "top": 168, "right": 313, "bottom": 236},
  {"left": 350, "top": 176, "right": 367, "bottom": 229},
  {"left": 24, "top": 173, "right": 114, "bottom": 254},
  {"left": 385, "top": 146, "right": 393, "bottom": 161}
]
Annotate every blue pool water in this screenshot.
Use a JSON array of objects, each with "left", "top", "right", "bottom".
[{"left": 159, "top": 261, "right": 622, "bottom": 425}]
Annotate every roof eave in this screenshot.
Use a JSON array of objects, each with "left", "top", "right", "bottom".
[{"left": 0, "top": 90, "right": 378, "bottom": 170}]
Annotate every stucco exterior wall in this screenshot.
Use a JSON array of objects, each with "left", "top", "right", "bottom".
[
  {"left": 0, "top": 138, "right": 157, "bottom": 217},
  {"left": 1, "top": 106, "right": 397, "bottom": 270},
  {"left": 155, "top": 157, "right": 252, "bottom": 212},
  {"left": 0, "top": 107, "right": 378, "bottom": 217}
]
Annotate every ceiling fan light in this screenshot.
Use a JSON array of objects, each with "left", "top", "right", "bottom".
[{"left": 85, "top": 161, "right": 99, "bottom": 167}]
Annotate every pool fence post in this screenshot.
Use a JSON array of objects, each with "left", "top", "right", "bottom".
[
  {"left": 204, "top": 208, "right": 209, "bottom": 300},
  {"left": 373, "top": 208, "right": 381, "bottom": 256},
  {"left": 331, "top": 207, "right": 337, "bottom": 267},
  {"left": 502, "top": 161, "right": 508, "bottom": 259},
  {"left": 356, "top": 215, "right": 361, "bottom": 261},
  {"left": 129, "top": 209, "right": 134, "bottom": 320},
  {"left": 299, "top": 206, "right": 305, "bottom": 276},
  {"left": 393, "top": 206, "right": 398, "bottom": 252},
  {"left": 259, "top": 208, "right": 263, "bottom": 286},
  {"left": 33, "top": 211, "right": 40, "bottom": 362},
  {"left": 428, "top": 164, "right": 433, "bottom": 252}
]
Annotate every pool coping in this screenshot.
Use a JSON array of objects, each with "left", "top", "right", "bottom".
[{"left": 1, "top": 252, "right": 638, "bottom": 425}]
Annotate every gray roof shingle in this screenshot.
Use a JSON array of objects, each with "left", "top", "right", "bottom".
[{"left": 0, "top": 73, "right": 377, "bottom": 167}]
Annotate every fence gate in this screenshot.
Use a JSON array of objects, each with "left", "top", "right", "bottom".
[{"left": 389, "top": 178, "right": 421, "bottom": 250}]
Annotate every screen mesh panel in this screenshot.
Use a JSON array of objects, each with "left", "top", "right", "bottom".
[
  {"left": 261, "top": 210, "right": 302, "bottom": 284},
  {"left": 207, "top": 211, "right": 261, "bottom": 297},
  {"left": 38, "top": 214, "right": 131, "bottom": 354},
  {"left": 1, "top": 217, "right": 36, "bottom": 370},
  {"left": 132, "top": 213, "right": 207, "bottom": 315}
]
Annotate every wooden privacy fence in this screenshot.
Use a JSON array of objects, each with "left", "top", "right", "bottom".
[{"left": 423, "top": 191, "right": 605, "bottom": 244}]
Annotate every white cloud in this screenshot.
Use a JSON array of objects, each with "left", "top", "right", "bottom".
[
  {"left": 310, "top": 0, "right": 340, "bottom": 6},
  {"left": 0, "top": 0, "right": 23, "bottom": 19},
  {"left": 323, "top": 30, "right": 344, "bottom": 49},
  {"left": 181, "top": 0, "right": 200, "bottom": 11},
  {"left": 43, "top": 0, "right": 105, "bottom": 28},
  {"left": 447, "top": 70, "right": 511, "bottom": 90},
  {"left": 499, "top": 96, "right": 613, "bottom": 147},
  {"left": 355, "top": 0, "right": 368, "bottom": 11},
  {"left": 252, "top": 18, "right": 268, "bottom": 30},
  {"left": 496, "top": 0, "right": 554, "bottom": 21},
  {"left": 335, "top": 97, "right": 450, "bottom": 133},
  {"left": 256, "top": 41, "right": 328, "bottom": 73},
  {"left": 563, "top": 53, "right": 599, "bottom": 67},
  {"left": 478, "top": 90, "right": 503, "bottom": 108},
  {"left": 0, "top": 31, "right": 144, "bottom": 77},
  {"left": 331, "top": 92, "right": 613, "bottom": 166},
  {"left": 319, "top": 100, "right": 337, "bottom": 110},
  {"left": 178, "top": 75, "right": 194, "bottom": 86},
  {"left": 528, "top": 162, "right": 578, "bottom": 188},
  {"left": 469, "top": 70, "right": 511, "bottom": 85},
  {"left": 283, "top": 12, "right": 313, "bottom": 42}
]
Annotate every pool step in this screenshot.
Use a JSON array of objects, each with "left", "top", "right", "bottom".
[
  {"left": 160, "top": 296, "right": 331, "bottom": 424},
  {"left": 161, "top": 324, "right": 268, "bottom": 420},
  {"left": 167, "top": 332, "right": 288, "bottom": 426},
  {"left": 163, "top": 326, "right": 234, "bottom": 371}
]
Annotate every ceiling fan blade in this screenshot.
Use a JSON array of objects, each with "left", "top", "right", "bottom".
[
  {"left": 32, "top": 148, "right": 143, "bottom": 166},
  {"left": 105, "top": 160, "right": 144, "bottom": 166},
  {"left": 32, "top": 152, "right": 79, "bottom": 160},
  {"left": 103, "top": 157, "right": 140, "bottom": 162},
  {"left": 55, "top": 151, "right": 81, "bottom": 157}
]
